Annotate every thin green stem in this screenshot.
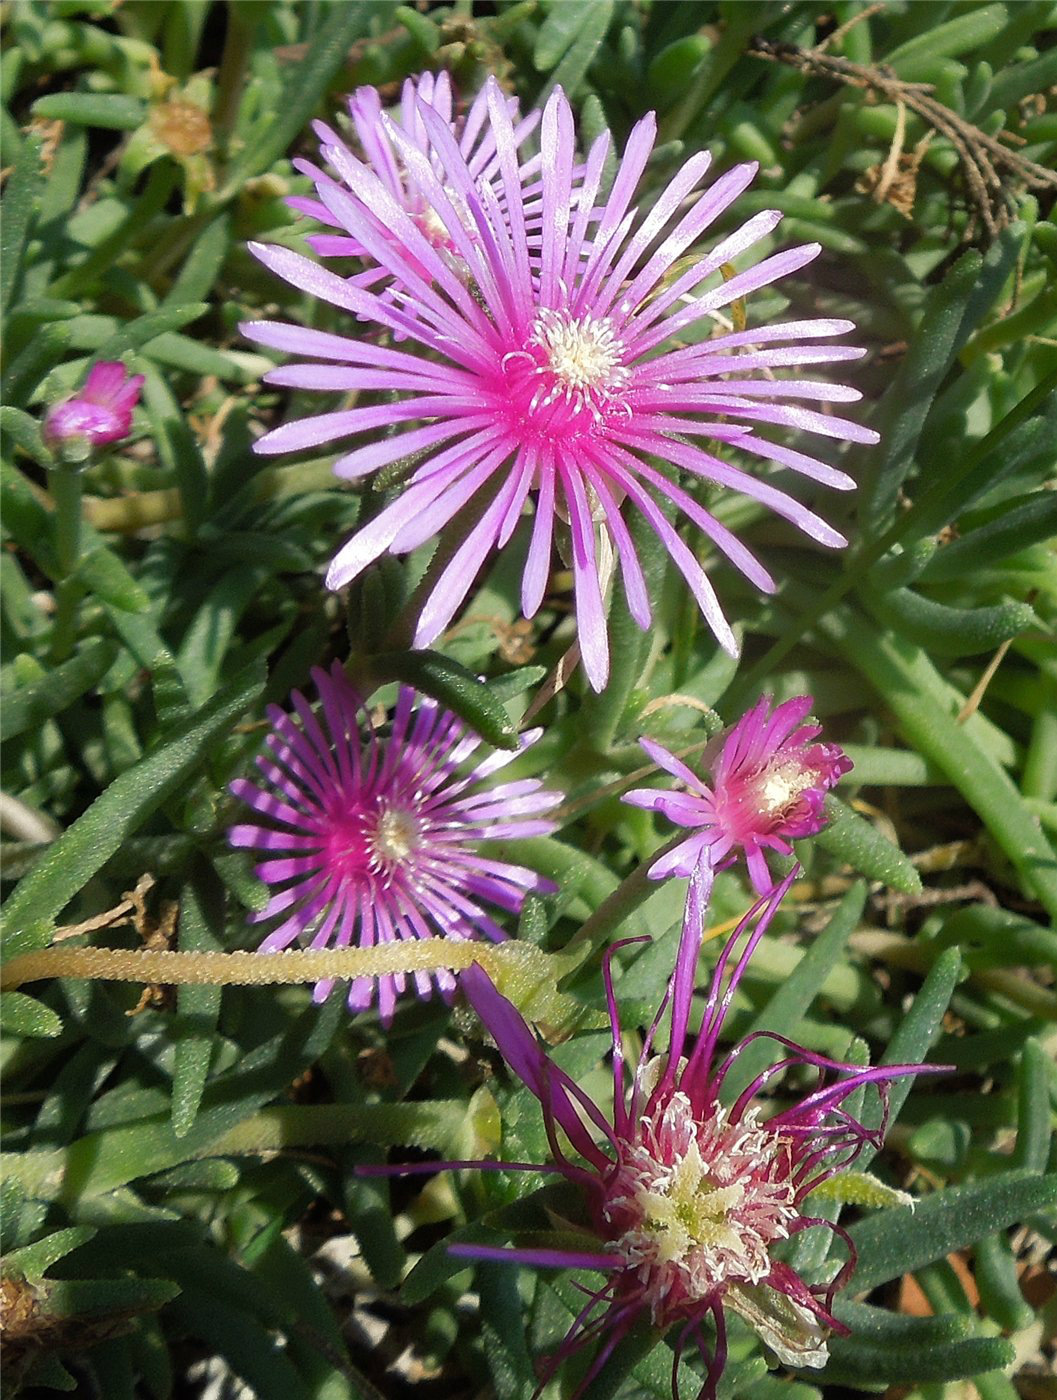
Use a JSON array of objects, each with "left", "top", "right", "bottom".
[
  {"left": 52, "top": 469, "right": 83, "bottom": 578},
  {"left": 49, "top": 469, "right": 85, "bottom": 662},
  {"left": 0, "top": 941, "right": 497, "bottom": 992},
  {"left": 212, "top": 4, "right": 254, "bottom": 159}
]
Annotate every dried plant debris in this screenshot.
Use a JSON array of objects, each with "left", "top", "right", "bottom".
[{"left": 751, "top": 35, "right": 1057, "bottom": 242}]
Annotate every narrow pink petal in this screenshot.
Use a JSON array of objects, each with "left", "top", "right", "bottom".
[
  {"left": 580, "top": 460, "right": 650, "bottom": 629},
  {"left": 559, "top": 461, "right": 609, "bottom": 692},
  {"left": 390, "top": 443, "right": 512, "bottom": 556},
  {"left": 412, "top": 460, "right": 530, "bottom": 646},
  {"left": 325, "top": 468, "right": 473, "bottom": 590},
  {"left": 522, "top": 459, "right": 555, "bottom": 619}
]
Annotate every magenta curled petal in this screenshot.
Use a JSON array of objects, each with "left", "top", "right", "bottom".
[
  {"left": 247, "top": 78, "right": 877, "bottom": 692},
  {"left": 627, "top": 694, "right": 852, "bottom": 894},
  {"left": 454, "top": 872, "right": 947, "bottom": 1398},
  {"left": 227, "top": 664, "right": 560, "bottom": 1023}
]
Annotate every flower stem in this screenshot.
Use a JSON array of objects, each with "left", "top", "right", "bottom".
[
  {"left": 0, "top": 942, "right": 498, "bottom": 992},
  {"left": 49, "top": 469, "right": 85, "bottom": 661},
  {"left": 212, "top": 3, "right": 253, "bottom": 159}
]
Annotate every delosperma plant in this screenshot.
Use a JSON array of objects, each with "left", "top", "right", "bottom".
[{"left": 2, "top": 7, "right": 1055, "bottom": 1400}]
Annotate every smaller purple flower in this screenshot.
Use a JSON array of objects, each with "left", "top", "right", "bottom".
[
  {"left": 625, "top": 695, "right": 852, "bottom": 893},
  {"left": 449, "top": 869, "right": 949, "bottom": 1398},
  {"left": 229, "top": 662, "right": 561, "bottom": 1022},
  {"left": 43, "top": 361, "right": 144, "bottom": 462}
]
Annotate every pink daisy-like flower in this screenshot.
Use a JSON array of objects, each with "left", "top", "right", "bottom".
[
  {"left": 625, "top": 695, "right": 852, "bottom": 893},
  {"left": 440, "top": 869, "right": 948, "bottom": 1398},
  {"left": 228, "top": 662, "right": 561, "bottom": 1023},
  {"left": 43, "top": 361, "right": 144, "bottom": 460},
  {"left": 244, "top": 79, "right": 878, "bottom": 691},
  {"left": 289, "top": 71, "right": 545, "bottom": 293}
]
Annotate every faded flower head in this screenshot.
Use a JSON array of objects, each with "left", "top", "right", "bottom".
[
  {"left": 454, "top": 870, "right": 946, "bottom": 1397},
  {"left": 245, "top": 78, "right": 877, "bottom": 691},
  {"left": 625, "top": 695, "right": 852, "bottom": 893},
  {"left": 229, "top": 662, "right": 560, "bottom": 1023},
  {"left": 43, "top": 361, "right": 144, "bottom": 463}
]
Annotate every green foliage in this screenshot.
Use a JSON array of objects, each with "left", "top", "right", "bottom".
[{"left": 2, "top": 2, "right": 1055, "bottom": 1396}]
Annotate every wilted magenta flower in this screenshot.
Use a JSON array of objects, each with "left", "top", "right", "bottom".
[
  {"left": 228, "top": 662, "right": 560, "bottom": 1023},
  {"left": 43, "top": 361, "right": 144, "bottom": 459},
  {"left": 625, "top": 695, "right": 852, "bottom": 893},
  {"left": 245, "top": 79, "right": 877, "bottom": 691},
  {"left": 290, "top": 71, "right": 544, "bottom": 292},
  {"left": 448, "top": 870, "right": 946, "bottom": 1397}
]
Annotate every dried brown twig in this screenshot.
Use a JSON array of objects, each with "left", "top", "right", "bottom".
[{"left": 749, "top": 36, "right": 1057, "bottom": 241}]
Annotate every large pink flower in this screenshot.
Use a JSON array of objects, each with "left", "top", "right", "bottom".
[
  {"left": 245, "top": 79, "right": 877, "bottom": 691},
  {"left": 228, "top": 663, "right": 560, "bottom": 1022},
  {"left": 625, "top": 694, "right": 852, "bottom": 893}
]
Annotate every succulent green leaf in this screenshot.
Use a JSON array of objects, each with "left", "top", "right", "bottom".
[
  {"left": 824, "top": 606, "right": 1057, "bottom": 921},
  {"left": 922, "top": 492, "right": 1057, "bottom": 582},
  {"left": 884, "top": 4, "right": 1009, "bottom": 81},
  {"left": 171, "top": 864, "right": 224, "bottom": 1138},
  {"left": 870, "top": 589, "right": 1040, "bottom": 658},
  {"left": 848, "top": 1169, "right": 1057, "bottom": 1293},
  {"left": 0, "top": 131, "right": 41, "bottom": 314},
  {"left": 814, "top": 796, "right": 922, "bottom": 893},
  {"left": 32, "top": 92, "right": 147, "bottom": 129},
  {"left": 1, "top": 639, "right": 118, "bottom": 741},
  {"left": 539, "top": 1, "right": 614, "bottom": 97},
  {"left": 809, "top": 1170, "right": 912, "bottom": 1210},
  {"left": 93, "top": 303, "right": 208, "bottom": 362},
  {"left": 0, "top": 991, "right": 63, "bottom": 1038},
  {"left": 368, "top": 649, "right": 519, "bottom": 750},
  {"left": 2, "top": 1225, "right": 97, "bottom": 1280},
  {"left": 824, "top": 1318, "right": 1013, "bottom": 1385},
  {"left": 0, "top": 661, "right": 265, "bottom": 949}
]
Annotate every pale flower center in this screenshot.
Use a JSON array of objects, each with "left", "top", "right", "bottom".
[
  {"left": 373, "top": 804, "right": 419, "bottom": 864},
  {"left": 325, "top": 802, "right": 420, "bottom": 884},
  {"left": 629, "top": 1138, "right": 746, "bottom": 1264},
  {"left": 529, "top": 309, "right": 630, "bottom": 413},
  {"left": 755, "top": 758, "right": 815, "bottom": 820},
  {"left": 603, "top": 1094, "right": 798, "bottom": 1323}
]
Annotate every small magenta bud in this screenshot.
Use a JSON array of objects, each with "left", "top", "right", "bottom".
[{"left": 43, "top": 361, "right": 145, "bottom": 466}]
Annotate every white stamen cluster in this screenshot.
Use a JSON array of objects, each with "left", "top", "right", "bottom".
[
  {"left": 373, "top": 804, "right": 420, "bottom": 868},
  {"left": 603, "top": 1095, "right": 798, "bottom": 1323},
  {"left": 529, "top": 308, "right": 630, "bottom": 415},
  {"left": 755, "top": 758, "right": 816, "bottom": 820}
]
